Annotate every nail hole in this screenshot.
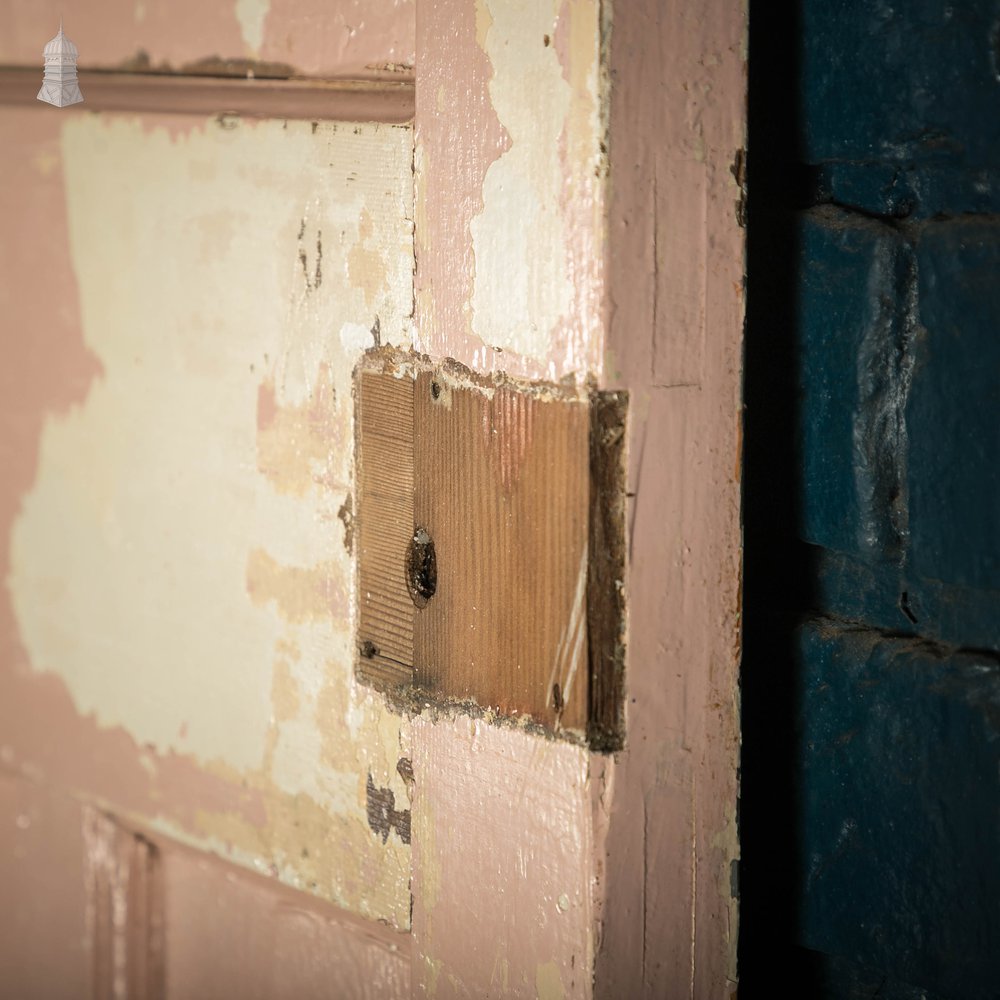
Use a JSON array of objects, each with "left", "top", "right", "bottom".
[
  {"left": 360, "top": 640, "right": 379, "bottom": 659},
  {"left": 406, "top": 528, "right": 437, "bottom": 608},
  {"left": 552, "top": 682, "right": 563, "bottom": 713},
  {"left": 430, "top": 380, "right": 441, "bottom": 400}
]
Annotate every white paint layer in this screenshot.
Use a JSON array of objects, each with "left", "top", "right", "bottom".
[
  {"left": 469, "top": 0, "right": 574, "bottom": 363},
  {"left": 8, "top": 113, "right": 414, "bottom": 924}
]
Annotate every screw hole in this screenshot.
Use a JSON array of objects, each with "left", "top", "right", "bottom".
[
  {"left": 360, "top": 640, "right": 379, "bottom": 659},
  {"left": 552, "top": 682, "right": 564, "bottom": 713},
  {"left": 406, "top": 528, "right": 437, "bottom": 608},
  {"left": 430, "top": 381, "right": 441, "bottom": 400}
]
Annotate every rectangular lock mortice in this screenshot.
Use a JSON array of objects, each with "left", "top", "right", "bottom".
[{"left": 355, "top": 349, "right": 626, "bottom": 751}]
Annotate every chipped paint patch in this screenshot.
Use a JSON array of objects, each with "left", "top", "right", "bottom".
[
  {"left": 348, "top": 208, "right": 392, "bottom": 310},
  {"left": 536, "top": 961, "right": 566, "bottom": 1000},
  {"left": 246, "top": 549, "right": 347, "bottom": 624},
  {"left": 235, "top": 0, "right": 272, "bottom": 55},
  {"left": 416, "top": 0, "right": 604, "bottom": 382},
  {"left": 255, "top": 366, "right": 341, "bottom": 498},
  {"left": 365, "top": 773, "right": 411, "bottom": 844},
  {"left": 470, "top": 0, "right": 573, "bottom": 363},
  {"left": 7, "top": 112, "right": 414, "bottom": 925}
]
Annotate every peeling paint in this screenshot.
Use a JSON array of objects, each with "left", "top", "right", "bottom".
[
  {"left": 349, "top": 208, "right": 391, "bottom": 310},
  {"left": 235, "top": 0, "right": 272, "bottom": 56},
  {"left": 416, "top": 0, "right": 604, "bottom": 382},
  {"left": 255, "top": 366, "right": 341, "bottom": 498},
  {"left": 2, "top": 110, "right": 414, "bottom": 927},
  {"left": 470, "top": 0, "right": 573, "bottom": 361},
  {"left": 365, "top": 773, "right": 411, "bottom": 845},
  {"left": 536, "top": 961, "right": 566, "bottom": 1000},
  {"left": 246, "top": 549, "right": 347, "bottom": 624}
]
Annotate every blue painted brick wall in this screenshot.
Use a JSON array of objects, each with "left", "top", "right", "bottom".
[
  {"left": 796, "top": 209, "right": 913, "bottom": 562},
  {"left": 909, "top": 219, "right": 1000, "bottom": 591},
  {"left": 801, "top": 1, "right": 1000, "bottom": 168},
  {"left": 796, "top": 621, "right": 1000, "bottom": 999},
  {"left": 788, "top": 0, "right": 1000, "bottom": 993}
]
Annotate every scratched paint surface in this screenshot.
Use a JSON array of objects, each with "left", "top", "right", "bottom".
[
  {"left": 4, "top": 110, "right": 414, "bottom": 927},
  {"left": 415, "top": 0, "right": 606, "bottom": 381},
  {"left": 0, "top": 1, "right": 414, "bottom": 78},
  {"left": 411, "top": 715, "right": 594, "bottom": 998}
]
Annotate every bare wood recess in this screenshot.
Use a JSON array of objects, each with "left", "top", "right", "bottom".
[
  {"left": 356, "top": 351, "right": 627, "bottom": 749},
  {"left": 0, "top": 67, "right": 414, "bottom": 123},
  {"left": 357, "top": 371, "right": 416, "bottom": 688}
]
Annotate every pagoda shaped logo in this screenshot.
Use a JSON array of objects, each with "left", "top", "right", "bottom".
[{"left": 37, "top": 20, "right": 84, "bottom": 108}]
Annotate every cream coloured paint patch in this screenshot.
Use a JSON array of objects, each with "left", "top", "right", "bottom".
[
  {"left": 536, "top": 962, "right": 566, "bottom": 1000},
  {"left": 470, "top": 0, "right": 574, "bottom": 363},
  {"left": 235, "top": 0, "right": 271, "bottom": 54},
  {"left": 8, "top": 113, "right": 414, "bottom": 924}
]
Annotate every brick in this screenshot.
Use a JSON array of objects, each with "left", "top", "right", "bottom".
[
  {"left": 815, "top": 547, "right": 1000, "bottom": 651},
  {"left": 796, "top": 621, "right": 1000, "bottom": 998},
  {"left": 795, "top": 208, "right": 913, "bottom": 561},
  {"left": 909, "top": 219, "right": 1000, "bottom": 592},
  {"left": 801, "top": 0, "right": 1000, "bottom": 169}
]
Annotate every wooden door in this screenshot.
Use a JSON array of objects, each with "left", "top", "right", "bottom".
[{"left": 0, "top": 2, "right": 746, "bottom": 996}]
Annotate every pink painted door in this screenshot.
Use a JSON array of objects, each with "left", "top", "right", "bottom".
[{"left": 0, "top": 2, "right": 745, "bottom": 997}]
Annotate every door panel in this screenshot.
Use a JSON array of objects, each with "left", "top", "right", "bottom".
[{"left": 0, "top": 105, "right": 415, "bottom": 928}]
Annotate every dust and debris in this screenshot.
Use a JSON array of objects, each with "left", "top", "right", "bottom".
[
  {"left": 114, "top": 51, "right": 295, "bottom": 78},
  {"left": 732, "top": 147, "right": 747, "bottom": 228},
  {"left": 364, "top": 62, "right": 415, "bottom": 76},
  {"left": 587, "top": 390, "right": 629, "bottom": 753}
]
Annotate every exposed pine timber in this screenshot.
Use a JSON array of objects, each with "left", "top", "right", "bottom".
[
  {"left": 356, "top": 370, "right": 416, "bottom": 689},
  {"left": 355, "top": 351, "right": 626, "bottom": 747}
]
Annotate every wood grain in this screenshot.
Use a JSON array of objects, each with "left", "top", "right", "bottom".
[
  {"left": 356, "top": 370, "right": 415, "bottom": 689},
  {"left": 356, "top": 355, "right": 624, "bottom": 744},
  {"left": 414, "top": 370, "right": 590, "bottom": 734},
  {"left": 587, "top": 390, "right": 629, "bottom": 752}
]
